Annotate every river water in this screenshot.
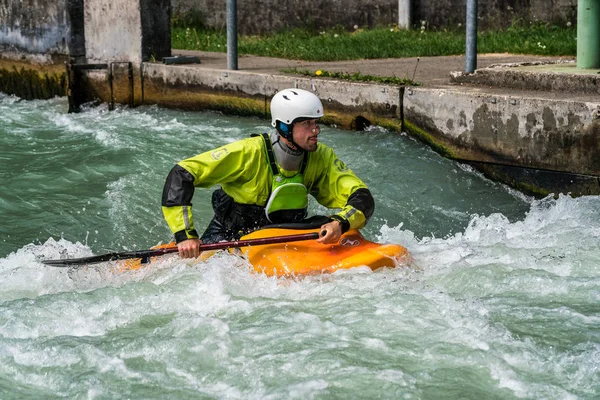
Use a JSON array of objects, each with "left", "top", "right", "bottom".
[{"left": 1, "top": 93, "right": 598, "bottom": 399}]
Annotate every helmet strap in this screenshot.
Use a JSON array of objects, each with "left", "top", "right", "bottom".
[{"left": 276, "top": 121, "right": 299, "bottom": 149}]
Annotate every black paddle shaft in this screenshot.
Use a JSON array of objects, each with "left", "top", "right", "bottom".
[{"left": 41, "top": 232, "right": 320, "bottom": 267}]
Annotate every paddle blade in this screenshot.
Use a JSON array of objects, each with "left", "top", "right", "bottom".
[{"left": 41, "top": 247, "right": 180, "bottom": 267}]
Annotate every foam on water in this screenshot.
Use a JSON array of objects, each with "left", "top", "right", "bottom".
[
  {"left": 0, "top": 195, "right": 597, "bottom": 398},
  {"left": 2, "top": 95, "right": 599, "bottom": 398}
]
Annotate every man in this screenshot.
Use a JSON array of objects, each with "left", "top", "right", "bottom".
[{"left": 162, "top": 88, "right": 374, "bottom": 258}]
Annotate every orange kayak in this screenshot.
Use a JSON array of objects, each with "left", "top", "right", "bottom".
[
  {"left": 237, "top": 228, "right": 410, "bottom": 277},
  {"left": 119, "top": 228, "right": 410, "bottom": 277}
]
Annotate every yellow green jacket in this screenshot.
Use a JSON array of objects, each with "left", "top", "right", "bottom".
[{"left": 162, "top": 135, "right": 374, "bottom": 242}]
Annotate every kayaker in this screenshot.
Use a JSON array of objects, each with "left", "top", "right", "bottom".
[{"left": 161, "top": 88, "right": 375, "bottom": 258}]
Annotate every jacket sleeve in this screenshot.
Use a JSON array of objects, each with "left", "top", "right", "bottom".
[
  {"left": 311, "top": 147, "right": 374, "bottom": 232},
  {"left": 161, "top": 140, "right": 254, "bottom": 243},
  {"left": 161, "top": 164, "right": 200, "bottom": 243}
]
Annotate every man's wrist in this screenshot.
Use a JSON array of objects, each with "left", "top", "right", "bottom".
[
  {"left": 329, "top": 215, "right": 350, "bottom": 233},
  {"left": 174, "top": 229, "right": 199, "bottom": 244}
]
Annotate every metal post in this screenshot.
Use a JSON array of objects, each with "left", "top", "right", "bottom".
[
  {"left": 398, "top": 0, "right": 412, "bottom": 30},
  {"left": 227, "top": 0, "right": 238, "bottom": 70},
  {"left": 577, "top": 0, "right": 600, "bottom": 69},
  {"left": 466, "top": 0, "right": 478, "bottom": 73}
]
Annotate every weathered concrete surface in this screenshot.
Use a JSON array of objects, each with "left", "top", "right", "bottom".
[
  {"left": 142, "top": 64, "right": 402, "bottom": 130},
  {"left": 55, "top": 49, "right": 600, "bottom": 196},
  {"left": 469, "top": 162, "right": 600, "bottom": 197},
  {"left": 403, "top": 86, "right": 600, "bottom": 182},
  {"left": 67, "top": 50, "right": 600, "bottom": 198},
  {"left": 451, "top": 61, "right": 600, "bottom": 95},
  {"left": 171, "top": 0, "right": 577, "bottom": 33},
  {"left": 0, "top": 0, "right": 170, "bottom": 65},
  {"left": 84, "top": 0, "right": 170, "bottom": 64},
  {"left": 172, "top": 0, "right": 398, "bottom": 34},
  {"left": 411, "top": 0, "right": 577, "bottom": 30},
  {"left": 173, "top": 50, "right": 574, "bottom": 88},
  {"left": 400, "top": 57, "right": 600, "bottom": 196},
  {"left": 84, "top": 0, "right": 143, "bottom": 64},
  {"left": 0, "top": 0, "right": 84, "bottom": 56}
]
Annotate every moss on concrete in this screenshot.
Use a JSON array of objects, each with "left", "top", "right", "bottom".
[
  {"left": 373, "top": 118, "right": 402, "bottom": 133},
  {"left": 403, "top": 119, "right": 457, "bottom": 158},
  {"left": 513, "top": 181, "right": 552, "bottom": 198},
  {"left": 203, "top": 93, "right": 266, "bottom": 117},
  {"left": 0, "top": 60, "right": 67, "bottom": 99},
  {"left": 142, "top": 82, "right": 267, "bottom": 117}
]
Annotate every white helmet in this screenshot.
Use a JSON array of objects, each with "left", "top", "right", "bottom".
[{"left": 270, "top": 88, "right": 324, "bottom": 128}]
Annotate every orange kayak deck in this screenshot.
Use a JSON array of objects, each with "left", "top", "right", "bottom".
[
  {"left": 119, "top": 229, "right": 410, "bottom": 277},
  {"left": 237, "top": 228, "right": 410, "bottom": 277}
]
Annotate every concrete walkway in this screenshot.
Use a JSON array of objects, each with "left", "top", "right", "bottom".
[{"left": 174, "top": 50, "right": 589, "bottom": 93}]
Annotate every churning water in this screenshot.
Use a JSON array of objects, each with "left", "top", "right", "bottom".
[{"left": 0, "top": 93, "right": 598, "bottom": 399}]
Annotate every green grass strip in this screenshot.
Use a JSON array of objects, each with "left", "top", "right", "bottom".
[{"left": 172, "top": 23, "right": 576, "bottom": 62}]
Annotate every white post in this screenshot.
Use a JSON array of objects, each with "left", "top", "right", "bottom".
[{"left": 398, "top": 0, "right": 412, "bottom": 29}]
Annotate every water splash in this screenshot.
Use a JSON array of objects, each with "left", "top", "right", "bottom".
[{"left": 1, "top": 97, "right": 598, "bottom": 398}]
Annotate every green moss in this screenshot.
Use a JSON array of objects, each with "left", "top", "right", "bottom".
[
  {"left": 372, "top": 118, "right": 402, "bottom": 133},
  {"left": 201, "top": 93, "right": 265, "bottom": 117},
  {"left": 482, "top": 167, "right": 552, "bottom": 198},
  {"left": 0, "top": 65, "right": 67, "bottom": 100},
  {"left": 143, "top": 85, "right": 268, "bottom": 118},
  {"left": 513, "top": 181, "right": 551, "bottom": 198},
  {"left": 403, "top": 119, "right": 456, "bottom": 158}
]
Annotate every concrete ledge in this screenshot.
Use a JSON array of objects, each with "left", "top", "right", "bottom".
[
  {"left": 451, "top": 61, "right": 600, "bottom": 95},
  {"left": 404, "top": 86, "right": 600, "bottom": 177},
  {"left": 141, "top": 64, "right": 402, "bottom": 129}
]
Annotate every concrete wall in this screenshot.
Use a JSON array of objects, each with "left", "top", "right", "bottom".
[
  {"left": 84, "top": 0, "right": 170, "bottom": 64},
  {"left": 403, "top": 87, "right": 600, "bottom": 175},
  {"left": 172, "top": 0, "right": 399, "bottom": 34},
  {"left": 84, "top": 0, "right": 143, "bottom": 63},
  {"left": 141, "top": 64, "right": 402, "bottom": 127},
  {"left": 414, "top": 0, "right": 577, "bottom": 30},
  {"left": 0, "top": 0, "right": 594, "bottom": 197},
  {"left": 0, "top": 0, "right": 169, "bottom": 64},
  {"left": 171, "top": 0, "right": 577, "bottom": 34},
  {"left": 0, "top": 0, "right": 84, "bottom": 57}
]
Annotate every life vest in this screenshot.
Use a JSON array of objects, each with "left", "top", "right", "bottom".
[{"left": 259, "top": 133, "right": 309, "bottom": 223}]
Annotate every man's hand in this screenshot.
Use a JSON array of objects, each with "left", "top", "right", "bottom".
[
  {"left": 317, "top": 220, "right": 342, "bottom": 244},
  {"left": 177, "top": 238, "right": 203, "bottom": 258}
]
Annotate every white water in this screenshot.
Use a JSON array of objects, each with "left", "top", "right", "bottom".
[{"left": 1, "top": 94, "right": 598, "bottom": 399}]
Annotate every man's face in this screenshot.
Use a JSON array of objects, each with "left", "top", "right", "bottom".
[{"left": 292, "top": 119, "right": 320, "bottom": 152}]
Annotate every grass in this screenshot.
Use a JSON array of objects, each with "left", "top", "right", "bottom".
[
  {"left": 280, "top": 68, "right": 421, "bottom": 86},
  {"left": 172, "top": 23, "right": 577, "bottom": 62}
]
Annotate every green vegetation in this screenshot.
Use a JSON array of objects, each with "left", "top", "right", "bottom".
[
  {"left": 172, "top": 22, "right": 577, "bottom": 62},
  {"left": 0, "top": 66, "right": 67, "bottom": 100},
  {"left": 280, "top": 68, "right": 420, "bottom": 86}
]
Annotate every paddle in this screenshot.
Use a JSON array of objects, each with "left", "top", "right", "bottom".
[{"left": 41, "top": 232, "right": 320, "bottom": 267}]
